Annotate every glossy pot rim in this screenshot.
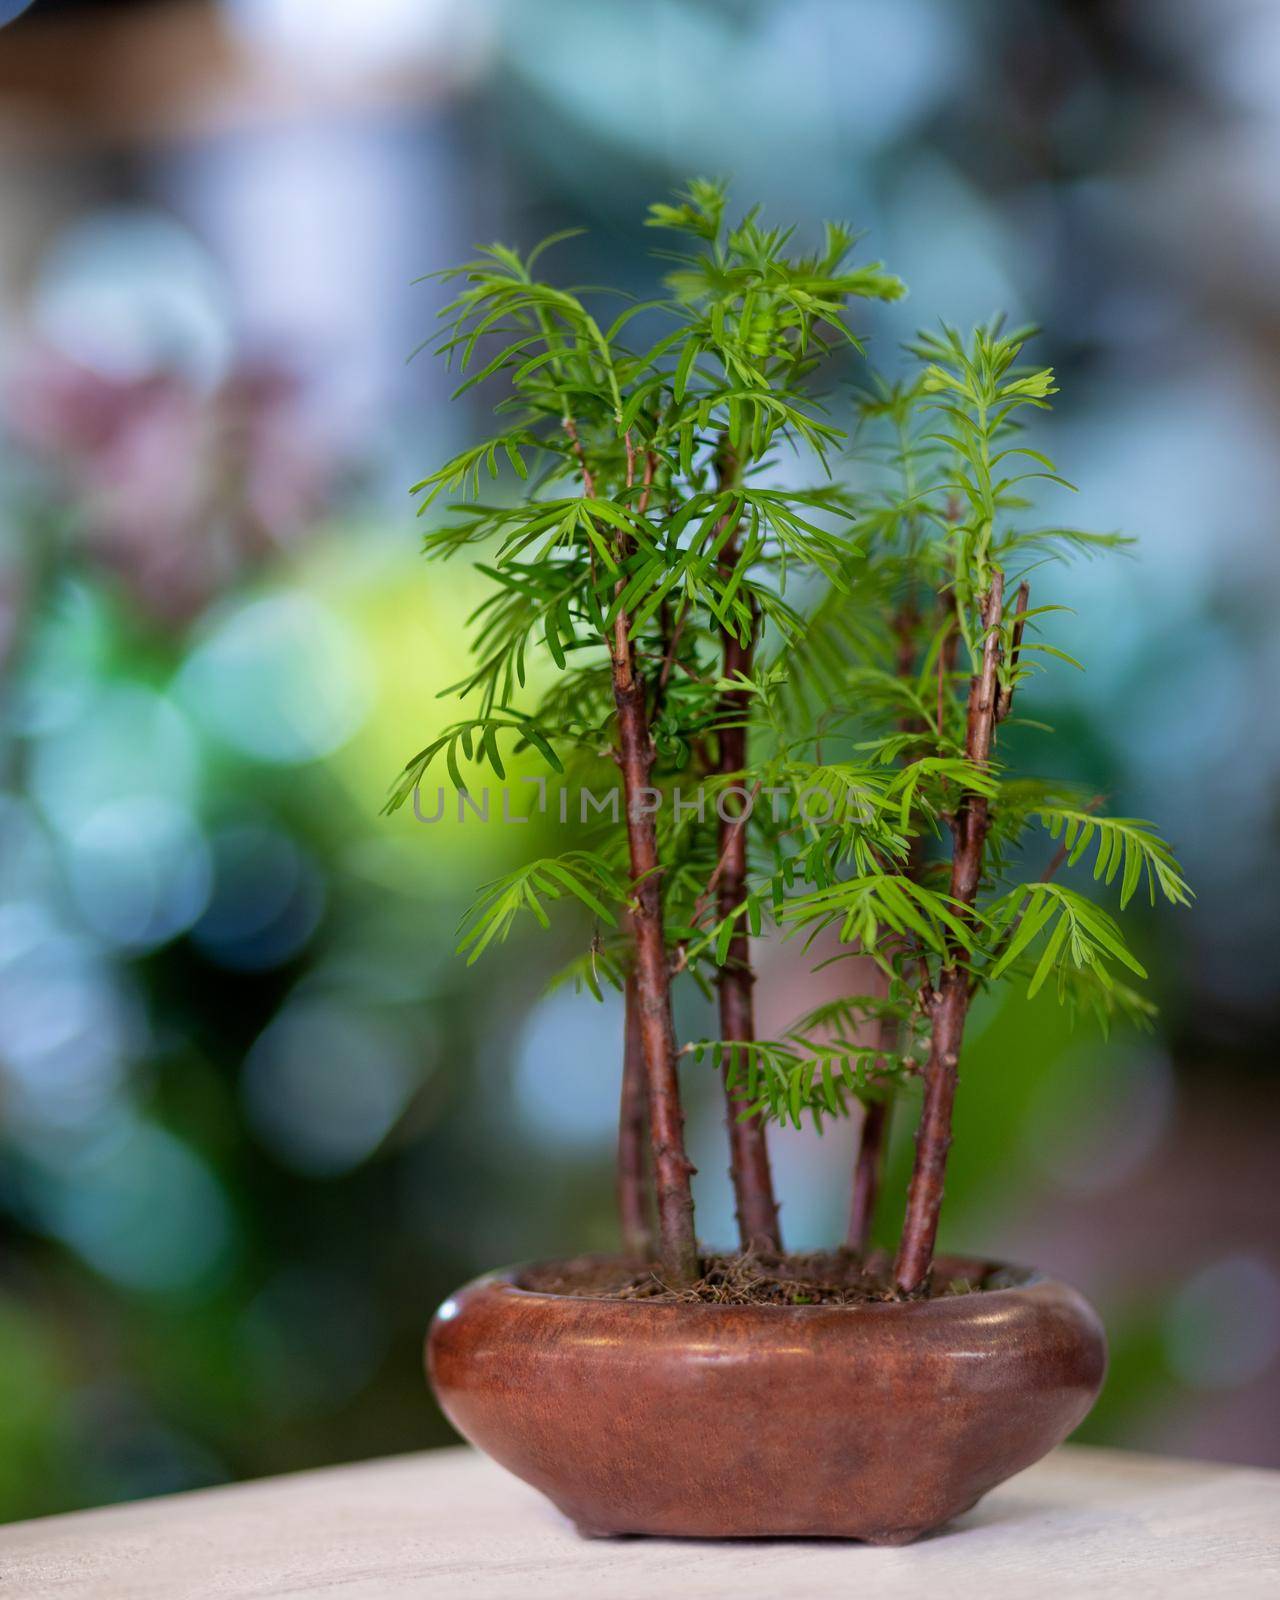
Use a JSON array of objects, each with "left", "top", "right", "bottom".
[{"left": 437, "top": 1252, "right": 1051, "bottom": 1322}]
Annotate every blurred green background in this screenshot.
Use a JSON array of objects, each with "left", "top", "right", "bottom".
[{"left": 1, "top": 0, "right": 1277, "bottom": 1521}]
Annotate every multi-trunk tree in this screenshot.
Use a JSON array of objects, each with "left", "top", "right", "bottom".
[{"left": 389, "top": 184, "right": 1189, "bottom": 1293}]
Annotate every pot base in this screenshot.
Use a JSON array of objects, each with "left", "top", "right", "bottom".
[{"left": 427, "top": 1254, "right": 1106, "bottom": 1543}]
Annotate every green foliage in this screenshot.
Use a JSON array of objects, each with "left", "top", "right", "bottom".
[
  {"left": 985, "top": 882, "right": 1146, "bottom": 995},
  {"left": 686, "top": 992, "right": 920, "bottom": 1131},
  {"left": 455, "top": 852, "right": 627, "bottom": 965},
  {"left": 686, "top": 999, "right": 914, "bottom": 1131},
  {"left": 385, "top": 713, "right": 564, "bottom": 810},
  {"left": 691, "top": 322, "right": 1189, "bottom": 1120},
  {"left": 1026, "top": 809, "right": 1192, "bottom": 909},
  {"left": 394, "top": 180, "right": 905, "bottom": 974},
  {"left": 545, "top": 941, "right": 628, "bottom": 1003},
  {"left": 395, "top": 186, "right": 1189, "bottom": 1134},
  {"left": 783, "top": 874, "right": 980, "bottom": 965}
]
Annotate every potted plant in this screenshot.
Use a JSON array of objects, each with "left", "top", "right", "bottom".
[{"left": 390, "top": 183, "right": 1189, "bottom": 1542}]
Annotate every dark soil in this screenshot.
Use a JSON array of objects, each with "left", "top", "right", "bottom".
[{"left": 518, "top": 1249, "right": 998, "bottom": 1305}]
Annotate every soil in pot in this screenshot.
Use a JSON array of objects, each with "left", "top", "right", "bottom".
[{"left": 519, "top": 1248, "right": 1000, "bottom": 1306}]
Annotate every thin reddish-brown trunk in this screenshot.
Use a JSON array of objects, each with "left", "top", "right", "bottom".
[
  {"left": 617, "top": 971, "right": 653, "bottom": 1260},
  {"left": 613, "top": 617, "right": 698, "bottom": 1283},
  {"left": 847, "top": 1098, "right": 889, "bottom": 1254},
  {"left": 895, "top": 574, "right": 1004, "bottom": 1295},
  {"left": 714, "top": 446, "right": 782, "bottom": 1254},
  {"left": 846, "top": 1010, "right": 895, "bottom": 1254},
  {"left": 893, "top": 968, "right": 965, "bottom": 1292},
  {"left": 566, "top": 420, "right": 697, "bottom": 1283},
  {"left": 847, "top": 599, "right": 919, "bottom": 1254},
  {"left": 717, "top": 601, "right": 782, "bottom": 1253},
  {"left": 578, "top": 427, "right": 697, "bottom": 1286}
]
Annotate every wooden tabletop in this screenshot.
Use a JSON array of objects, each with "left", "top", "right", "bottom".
[{"left": 2, "top": 1444, "right": 1277, "bottom": 1599}]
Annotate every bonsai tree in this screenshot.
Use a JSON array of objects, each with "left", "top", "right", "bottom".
[
  {"left": 724, "top": 323, "right": 1191, "bottom": 1293},
  {"left": 388, "top": 181, "right": 902, "bottom": 1285},
  {"left": 389, "top": 185, "right": 1189, "bottom": 1297}
]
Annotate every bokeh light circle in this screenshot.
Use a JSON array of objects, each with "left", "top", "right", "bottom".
[
  {"left": 178, "top": 592, "right": 372, "bottom": 765},
  {"left": 242, "top": 997, "right": 418, "bottom": 1175}
]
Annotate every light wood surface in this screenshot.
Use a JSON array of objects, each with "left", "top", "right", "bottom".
[{"left": 2, "top": 1443, "right": 1277, "bottom": 1599}]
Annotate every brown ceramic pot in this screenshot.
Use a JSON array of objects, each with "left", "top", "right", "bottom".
[{"left": 427, "top": 1255, "right": 1106, "bottom": 1544}]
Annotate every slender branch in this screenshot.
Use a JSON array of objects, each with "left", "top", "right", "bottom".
[
  {"left": 563, "top": 416, "right": 596, "bottom": 497},
  {"left": 1039, "top": 792, "right": 1105, "bottom": 884},
  {"left": 996, "top": 579, "right": 1029, "bottom": 722},
  {"left": 687, "top": 780, "right": 763, "bottom": 934},
  {"left": 654, "top": 597, "right": 691, "bottom": 700},
  {"left": 636, "top": 444, "right": 656, "bottom": 515},
  {"left": 895, "top": 572, "right": 1004, "bottom": 1295}
]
